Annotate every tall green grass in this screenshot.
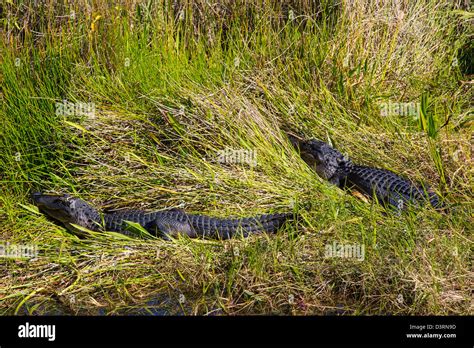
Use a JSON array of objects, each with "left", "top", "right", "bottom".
[{"left": 0, "top": 0, "right": 472, "bottom": 315}]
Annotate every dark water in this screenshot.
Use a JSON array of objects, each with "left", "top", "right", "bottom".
[{"left": 17, "top": 294, "right": 191, "bottom": 316}]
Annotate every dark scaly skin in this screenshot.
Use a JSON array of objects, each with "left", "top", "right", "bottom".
[
  {"left": 347, "top": 165, "right": 441, "bottom": 209},
  {"left": 32, "top": 193, "right": 293, "bottom": 239},
  {"left": 289, "top": 135, "right": 442, "bottom": 209}
]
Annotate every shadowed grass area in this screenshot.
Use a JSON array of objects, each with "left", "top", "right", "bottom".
[{"left": 0, "top": 0, "right": 472, "bottom": 315}]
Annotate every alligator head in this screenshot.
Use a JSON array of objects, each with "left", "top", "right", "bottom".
[
  {"left": 32, "top": 192, "right": 102, "bottom": 233},
  {"left": 288, "top": 134, "right": 353, "bottom": 186}
]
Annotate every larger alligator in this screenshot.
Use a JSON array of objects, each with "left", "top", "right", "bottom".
[
  {"left": 289, "top": 135, "right": 443, "bottom": 209},
  {"left": 32, "top": 192, "right": 294, "bottom": 239}
]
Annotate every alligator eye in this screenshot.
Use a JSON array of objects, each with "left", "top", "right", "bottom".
[{"left": 301, "top": 152, "right": 316, "bottom": 165}]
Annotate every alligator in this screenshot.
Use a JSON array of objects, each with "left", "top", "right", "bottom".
[
  {"left": 32, "top": 192, "right": 294, "bottom": 239},
  {"left": 288, "top": 135, "right": 442, "bottom": 209}
]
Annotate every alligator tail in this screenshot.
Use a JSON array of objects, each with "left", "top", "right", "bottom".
[
  {"left": 188, "top": 212, "right": 295, "bottom": 239},
  {"left": 427, "top": 190, "right": 444, "bottom": 209}
]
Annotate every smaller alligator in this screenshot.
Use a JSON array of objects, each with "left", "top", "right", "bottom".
[
  {"left": 289, "top": 135, "right": 443, "bottom": 210},
  {"left": 32, "top": 192, "right": 294, "bottom": 239}
]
